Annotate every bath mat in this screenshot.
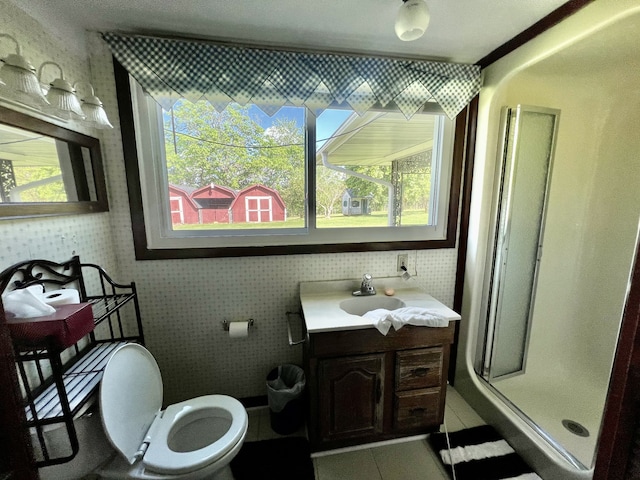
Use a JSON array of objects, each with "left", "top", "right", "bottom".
[
  {"left": 230, "top": 437, "right": 314, "bottom": 480},
  {"left": 429, "top": 425, "right": 542, "bottom": 480}
]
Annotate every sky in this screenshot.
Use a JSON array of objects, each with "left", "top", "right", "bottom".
[{"left": 248, "top": 105, "right": 352, "bottom": 147}]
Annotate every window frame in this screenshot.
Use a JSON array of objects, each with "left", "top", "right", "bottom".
[{"left": 113, "top": 58, "right": 468, "bottom": 259}]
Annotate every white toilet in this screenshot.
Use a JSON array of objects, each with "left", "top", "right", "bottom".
[{"left": 97, "top": 343, "right": 248, "bottom": 480}]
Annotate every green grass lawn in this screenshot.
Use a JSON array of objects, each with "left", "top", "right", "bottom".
[{"left": 173, "top": 210, "right": 429, "bottom": 230}]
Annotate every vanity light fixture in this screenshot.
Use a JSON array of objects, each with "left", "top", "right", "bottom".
[
  {"left": 0, "top": 33, "right": 49, "bottom": 106},
  {"left": 75, "top": 82, "right": 113, "bottom": 129},
  {"left": 0, "top": 33, "right": 112, "bottom": 130},
  {"left": 38, "top": 61, "right": 85, "bottom": 119},
  {"left": 395, "top": 0, "right": 430, "bottom": 42}
]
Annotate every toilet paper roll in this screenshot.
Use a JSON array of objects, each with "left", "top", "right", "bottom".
[
  {"left": 43, "top": 289, "right": 80, "bottom": 306},
  {"left": 228, "top": 321, "right": 249, "bottom": 339}
]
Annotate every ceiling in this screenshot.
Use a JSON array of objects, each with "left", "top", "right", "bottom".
[{"left": 13, "top": 0, "right": 573, "bottom": 64}]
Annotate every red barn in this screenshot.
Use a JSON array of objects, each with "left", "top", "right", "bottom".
[
  {"left": 169, "top": 185, "right": 200, "bottom": 225},
  {"left": 191, "top": 184, "right": 236, "bottom": 224},
  {"left": 229, "top": 184, "right": 286, "bottom": 224}
]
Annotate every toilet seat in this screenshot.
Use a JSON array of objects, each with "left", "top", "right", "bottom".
[
  {"left": 143, "top": 395, "right": 247, "bottom": 474},
  {"left": 100, "top": 344, "right": 247, "bottom": 476}
]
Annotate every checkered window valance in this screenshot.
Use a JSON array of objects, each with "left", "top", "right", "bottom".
[{"left": 102, "top": 32, "right": 481, "bottom": 119}]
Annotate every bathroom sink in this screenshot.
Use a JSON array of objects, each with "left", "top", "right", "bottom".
[
  {"left": 339, "top": 296, "right": 406, "bottom": 316},
  {"left": 300, "top": 277, "right": 460, "bottom": 333}
]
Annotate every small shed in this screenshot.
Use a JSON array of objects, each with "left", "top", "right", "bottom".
[
  {"left": 169, "top": 185, "right": 200, "bottom": 224},
  {"left": 191, "top": 184, "right": 236, "bottom": 224},
  {"left": 229, "top": 184, "right": 286, "bottom": 223},
  {"left": 342, "top": 190, "right": 372, "bottom": 216}
]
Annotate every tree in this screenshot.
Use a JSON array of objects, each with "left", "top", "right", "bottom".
[
  {"left": 316, "top": 166, "right": 346, "bottom": 218},
  {"left": 400, "top": 168, "right": 431, "bottom": 211},
  {"left": 12, "top": 166, "right": 66, "bottom": 202},
  {"left": 343, "top": 164, "right": 431, "bottom": 215},
  {"left": 257, "top": 118, "right": 305, "bottom": 217},
  {"left": 164, "top": 101, "right": 306, "bottom": 217},
  {"left": 344, "top": 165, "right": 390, "bottom": 211},
  {"left": 165, "top": 102, "right": 262, "bottom": 189}
]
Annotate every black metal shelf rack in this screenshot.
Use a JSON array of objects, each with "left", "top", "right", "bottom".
[{"left": 0, "top": 256, "right": 144, "bottom": 468}]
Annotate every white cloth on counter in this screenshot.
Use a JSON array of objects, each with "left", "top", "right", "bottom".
[{"left": 364, "top": 306, "right": 449, "bottom": 335}]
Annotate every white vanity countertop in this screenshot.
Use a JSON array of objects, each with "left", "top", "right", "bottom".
[{"left": 300, "top": 277, "right": 461, "bottom": 333}]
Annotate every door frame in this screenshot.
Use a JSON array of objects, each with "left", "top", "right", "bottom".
[{"left": 594, "top": 238, "right": 640, "bottom": 478}]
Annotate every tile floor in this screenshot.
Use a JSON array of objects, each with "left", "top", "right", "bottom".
[{"left": 245, "top": 385, "right": 486, "bottom": 480}]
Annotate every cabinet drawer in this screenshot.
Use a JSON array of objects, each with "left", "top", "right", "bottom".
[
  {"left": 395, "top": 347, "right": 443, "bottom": 391},
  {"left": 394, "top": 388, "right": 440, "bottom": 430}
]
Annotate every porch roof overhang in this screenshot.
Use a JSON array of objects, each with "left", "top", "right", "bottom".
[
  {"left": 0, "top": 124, "right": 60, "bottom": 167},
  {"left": 315, "top": 110, "right": 436, "bottom": 167}
]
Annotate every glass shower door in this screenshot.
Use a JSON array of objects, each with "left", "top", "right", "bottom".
[{"left": 483, "top": 105, "right": 560, "bottom": 380}]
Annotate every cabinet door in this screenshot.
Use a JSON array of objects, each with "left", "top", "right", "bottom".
[{"left": 318, "top": 354, "right": 384, "bottom": 442}]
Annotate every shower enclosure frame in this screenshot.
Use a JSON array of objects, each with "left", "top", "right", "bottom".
[
  {"left": 454, "top": 3, "right": 640, "bottom": 480},
  {"left": 471, "top": 105, "right": 590, "bottom": 471},
  {"left": 476, "top": 105, "right": 560, "bottom": 383}
]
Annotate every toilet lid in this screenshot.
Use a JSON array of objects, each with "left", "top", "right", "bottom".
[{"left": 100, "top": 343, "right": 163, "bottom": 464}]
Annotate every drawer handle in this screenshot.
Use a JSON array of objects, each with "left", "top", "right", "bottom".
[
  {"left": 412, "top": 367, "right": 430, "bottom": 377},
  {"left": 409, "top": 407, "right": 426, "bottom": 416}
]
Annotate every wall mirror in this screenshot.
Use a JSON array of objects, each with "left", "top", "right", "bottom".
[{"left": 0, "top": 105, "right": 108, "bottom": 219}]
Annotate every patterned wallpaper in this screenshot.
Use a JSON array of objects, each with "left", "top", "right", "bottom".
[
  {"left": 115, "top": 249, "right": 457, "bottom": 403},
  {"left": 1, "top": 2, "right": 460, "bottom": 406},
  {"left": 0, "top": 0, "right": 119, "bottom": 279}
]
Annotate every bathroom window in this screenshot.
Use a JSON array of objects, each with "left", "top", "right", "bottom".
[
  {"left": 122, "top": 70, "right": 463, "bottom": 258},
  {"left": 106, "top": 32, "right": 481, "bottom": 257}
]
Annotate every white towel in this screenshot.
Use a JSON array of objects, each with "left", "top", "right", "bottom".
[{"left": 364, "top": 306, "right": 449, "bottom": 335}]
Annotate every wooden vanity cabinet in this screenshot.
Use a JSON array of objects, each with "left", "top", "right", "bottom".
[{"left": 304, "top": 322, "right": 456, "bottom": 451}]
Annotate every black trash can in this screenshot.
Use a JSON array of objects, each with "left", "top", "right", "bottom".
[{"left": 266, "top": 364, "right": 306, "bottom": 434}]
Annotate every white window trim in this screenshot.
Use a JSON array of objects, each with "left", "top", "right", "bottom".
[{"left": 131, "top": 80, "right": 456, "bottom": 250}]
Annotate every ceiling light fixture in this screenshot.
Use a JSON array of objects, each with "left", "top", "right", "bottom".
[{"left": 395, "top": 0, "right": 430, "bottom": 42}]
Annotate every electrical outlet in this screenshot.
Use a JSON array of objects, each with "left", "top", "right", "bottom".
[{"left": 397, "top": 254, "right": 408, "bottom": 272}]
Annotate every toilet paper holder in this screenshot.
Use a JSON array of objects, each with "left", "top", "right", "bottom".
[{"left": 222, "top": 319, "right": 255, "bottom": 331}]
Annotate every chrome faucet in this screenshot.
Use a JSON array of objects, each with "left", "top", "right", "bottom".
[{"left": 352, "top": 273, "right": 376, "bottom": 296}]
